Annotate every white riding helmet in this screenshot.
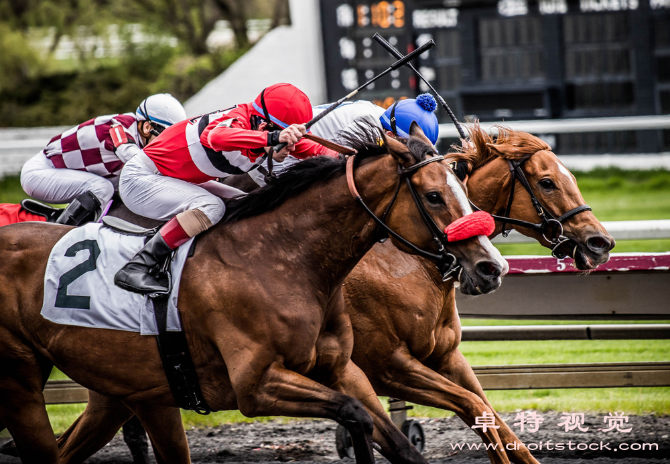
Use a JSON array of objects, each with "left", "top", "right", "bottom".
[{"left": 135, "top": 93, "right": 186, "bottom": 129}]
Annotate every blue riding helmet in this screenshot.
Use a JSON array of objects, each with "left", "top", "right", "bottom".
[{"left": 379, "top": 94, "right": 439, "bottom": 144}]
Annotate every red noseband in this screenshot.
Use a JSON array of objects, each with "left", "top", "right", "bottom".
[{"left": 445, "top": 211, "right": 495, "bottom": 242}]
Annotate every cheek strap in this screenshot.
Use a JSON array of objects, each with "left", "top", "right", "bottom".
[{"left": 445, "top": 211, "right": 495, "bottom": 242}]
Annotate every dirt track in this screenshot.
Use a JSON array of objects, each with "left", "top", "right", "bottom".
[{"left": 0, "top": 412, "right": 668, "bottom": 463}]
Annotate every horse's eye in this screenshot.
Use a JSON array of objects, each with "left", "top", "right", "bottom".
[
  {"left": 426, "top": 192, "right": 442, "bottom": 205},
  {"left": 540, "top": 179, "right": 556, "bottom": 190}
]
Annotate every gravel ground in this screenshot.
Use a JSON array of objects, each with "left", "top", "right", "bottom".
[{"left": 0, "top": 412, "right": 668, "bottom": 463}]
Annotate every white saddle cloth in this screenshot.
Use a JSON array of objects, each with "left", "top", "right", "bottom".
[{"left": 41, "top": 223, "right": 193, "bottom": 335}]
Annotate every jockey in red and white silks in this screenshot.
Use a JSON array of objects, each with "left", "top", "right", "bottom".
[
  {"left": 248, "top": 94, "right": 440, "bottom": 186},
  {"left": 114, "top": 83, "right": 338, "bottom": 295},
  {"left": 19, "top": 94, "right": 186, "bottom": 225}
]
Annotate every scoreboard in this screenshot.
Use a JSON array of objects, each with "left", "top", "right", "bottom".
[
  {"left": 320, "top": 1, "right": 416, "bottom": 109},
  {"left": 319, "top": 0, "right": 670, "bottom": 154}
]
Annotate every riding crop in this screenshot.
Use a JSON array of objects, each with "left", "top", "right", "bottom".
[
  {"left": 372, "top": 33, "right": 466, "bottom": 140},
  {"left": 272, "top": 39, "right": 436, "bottom": 153}
]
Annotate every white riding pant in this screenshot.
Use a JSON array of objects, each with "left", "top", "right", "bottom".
[
  {"left": 119, "top": 153, "right": 243, "bottom": 224},
  {"left": 20, "top": 152, "right": 115, "bottom": 205}
]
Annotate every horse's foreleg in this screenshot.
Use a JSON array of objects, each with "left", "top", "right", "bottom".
[
  {"left": 436, "top": 350, "right": 540, "bottom": 464},
  {"left": 231, "top": 362, "right": 375, "bottom": 464},
  {"left": 131, "top": 404, "right": 189, "bottom": 464},
  {"left": 370, "top": 348, "right": 510, "bottom": 464},
  {"left": 0, "top": 371, "right": 58, "bottom": 462},
  {"left": 332, "top": 360, "right": 429, "bottom": 464},
  {"left": 57, "top": 391, "right": 134, "bottom": 464}
]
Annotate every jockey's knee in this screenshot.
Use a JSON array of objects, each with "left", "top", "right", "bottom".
[
  {"left": 19, "top": 155, "right": 44, "bottom": 197},
  {"left": 193, "top": 196, "right": 225, "bottom": 227},
  {"left": 85, "top": 179, "right": 114, "bottom": 206}
]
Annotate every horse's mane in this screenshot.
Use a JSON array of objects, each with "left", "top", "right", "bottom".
[
  {"left": 449, "top": 122, "right": 551, "bottom": 175},
  {"left": 223, "top": 122, "right": 426, "bottom": 223}
]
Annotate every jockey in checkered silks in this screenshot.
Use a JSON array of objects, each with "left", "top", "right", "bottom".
[{"left": 20, "top": 94, "right": 186, "bottom": 226}]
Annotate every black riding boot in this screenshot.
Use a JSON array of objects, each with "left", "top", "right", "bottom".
[
  {"left": 114, "top": 232, "right": 173, "bottom": 295},
  {"left": 56, "top": 191, "right": 101, "bottom": 226}
]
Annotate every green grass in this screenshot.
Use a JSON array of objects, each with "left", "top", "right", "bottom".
[
  {"left": 0, "top": 176, "right": 32, "bottom": 205},
  {"left": 495, "top": 239, "right": 670, "bottom": 255},
  {"left": 459, "top": 340, "right": 669, "bottom": 365},
  {"left": 46, "top": 404, "right": 88, "bottom": 434},
  {"left": 460, "top": 318, "right": 670, "bottom": 326},
  {"left": 408, "top": 388, "right": 670, "bottom": 417}
]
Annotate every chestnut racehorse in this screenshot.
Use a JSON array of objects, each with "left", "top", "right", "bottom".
[
  {"left": 344, "top": 125, "right": 614, "bottom": 464},
  {"left": 0, "top": 125, "right": 505, "bottom": 464},
  {"left": 26, "top": 125, "right": 612, "bottom": 464}
]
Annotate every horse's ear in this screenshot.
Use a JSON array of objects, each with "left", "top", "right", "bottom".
[
  {"left": 409, "top": 121, "right": 434, "bottom": 148},
  {"left": 384, "top": 131, "right": 414, "bottom": 167}
]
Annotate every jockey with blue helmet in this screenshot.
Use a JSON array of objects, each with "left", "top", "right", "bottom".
[{"left": 248, "top": 94, "right": 440, "bottom": 186}]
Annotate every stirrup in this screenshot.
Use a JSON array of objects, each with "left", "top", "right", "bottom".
[{"left": 56, "top": 192, "right": 101, "bottom": 226}]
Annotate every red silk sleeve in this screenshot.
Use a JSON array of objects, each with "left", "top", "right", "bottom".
[{"left": 205, "top": 122, "right": 268, "bottom": 152}]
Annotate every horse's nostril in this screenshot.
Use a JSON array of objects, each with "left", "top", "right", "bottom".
[
  {"left": 476, "top": 261, "right": 502, "bottom": 279},
  {"left": 587, "top": 235, "right": 612, "bottom": 252}
]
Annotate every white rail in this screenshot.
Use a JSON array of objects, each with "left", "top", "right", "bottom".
[
  {"left": 438, "top": 115, "right": 670, "bottom": 138},
  {"left": 0, "top": 126, "right": 68, "bottom": 179},
  {"left": 439, "top": 115, "right": 670, "bottom": 170},
  {"left": 2, "top": 116, "right": 670, "bottom": 177},
  {"left": 492, "top": 219, "right": 670, "bottom": 243}
]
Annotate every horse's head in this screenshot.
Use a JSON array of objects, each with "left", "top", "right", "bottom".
[
  {"left": 377, "top": 122, "right": 507, "bottom": 295},
  {"left": 462, "top": 124, "right": 615, "bottom": 270}
]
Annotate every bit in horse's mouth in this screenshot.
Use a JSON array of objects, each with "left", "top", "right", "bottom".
[{"left": 573, "top": 244, "right": 603, "bottom": 271}]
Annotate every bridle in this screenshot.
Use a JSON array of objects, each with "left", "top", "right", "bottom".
[
  {"left": 469, "top": 154, "right": 591, "bottom": 259},
  {"left": 345, "top": 155, "right": 461, "bottom": 281}
]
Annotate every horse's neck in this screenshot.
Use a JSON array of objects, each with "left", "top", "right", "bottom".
[{"left": 211, "top": 156, "right": 401, "bottom": 290}]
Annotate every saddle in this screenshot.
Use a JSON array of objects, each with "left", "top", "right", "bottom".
[{"left": 102, "top": 216, "right": 158, "bottom": 236}]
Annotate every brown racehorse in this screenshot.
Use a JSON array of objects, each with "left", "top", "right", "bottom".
[
  {"left": 0, "top": 125, "right": 506, "bottom": 464},
  {"left": 343, "top": 125, "right": 614, "bottom": 464},
  {"left": 45, "top": 125, "right": 612, "bottom": 464}
]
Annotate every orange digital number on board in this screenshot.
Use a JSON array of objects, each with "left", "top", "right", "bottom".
[
  {"left": 359, "top": 1, "right": 404, "bottom": 29},
  {"left": 393, "top": 1, "right": 405, "bottom": 27},
  {"left": 372, "top": 1, "right": 390, "bottom": 28}
]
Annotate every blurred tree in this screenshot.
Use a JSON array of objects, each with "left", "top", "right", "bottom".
[
  {"left": 212, "top": 0, "right": 249, "bottom": 49},
  {"left": 131, "top": 0, "right": 251, "bottom": 55},
  {"left": 0, "top": 0, "right": 287, "bottom": 126},
  {"left": 0, "top": 24, "right": 41, "bottom": 92},
  {"left": 271, "top": 0, "right": 290, "bottom": 29}
]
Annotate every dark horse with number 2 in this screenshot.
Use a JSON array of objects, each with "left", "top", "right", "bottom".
[{"left": 0, "top": 124, "right": 506, "bottom": 464}]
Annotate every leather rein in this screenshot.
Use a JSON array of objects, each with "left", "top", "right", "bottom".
[
  {"left": 345, "top": 155, "right": 461, "bottom": 281},
  {"left": 469, "top": 155, "right": 591, "bottom": 259}
]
